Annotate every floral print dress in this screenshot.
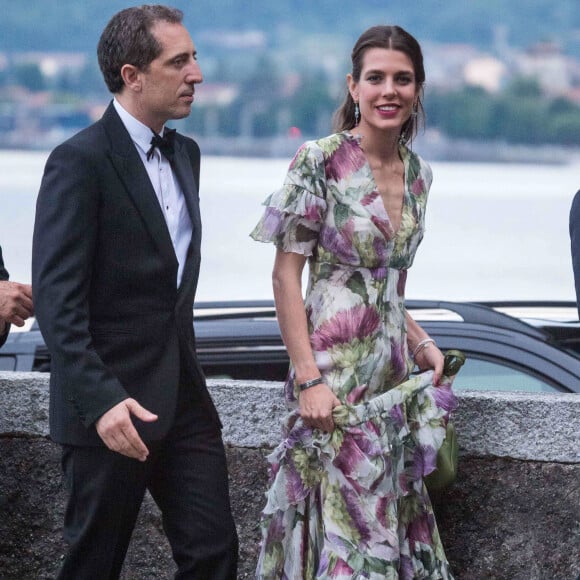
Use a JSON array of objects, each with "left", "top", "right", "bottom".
[{"left": 251, "top": 131, "right": 455, "bottom": 579}]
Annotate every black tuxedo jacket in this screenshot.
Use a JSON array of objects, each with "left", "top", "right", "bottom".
[
  {"left": 0, "top": 246, "right": 9, "bottom": 347},
  {"left": 571, "top": 189, "right": 580, "bottom": 318},
  {"left": 32, "top": 102, "right": 218, "bottom": 446}
]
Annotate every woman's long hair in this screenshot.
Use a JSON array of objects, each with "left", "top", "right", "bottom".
[{"left": 332, "top": 25, "right": 426, "bottom": 144}]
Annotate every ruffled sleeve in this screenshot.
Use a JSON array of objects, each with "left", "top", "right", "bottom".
[{"left": 250, "top": 141, "right": 327, "bottom": 256}]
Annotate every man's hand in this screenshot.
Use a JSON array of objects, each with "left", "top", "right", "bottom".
[
  {"left": 299, "top": 383, "right": 341, "bottom": 433},
  {"left": 96, "top": 398, "right": 158, "bottom": 461},
  {"left": 0, "top": 281, "right": 34, "bottom": 327}
]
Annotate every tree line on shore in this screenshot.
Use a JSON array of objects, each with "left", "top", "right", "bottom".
[
  {"left": 5, "top": 58, "right": 580, "bottom": 147},
  {"left": 3, "top": 0, "right": 580, "bottom": 146}
]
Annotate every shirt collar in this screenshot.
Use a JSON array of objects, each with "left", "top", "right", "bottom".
[{"left": 113, "top": 98, "right": 165, "bottom": 158}]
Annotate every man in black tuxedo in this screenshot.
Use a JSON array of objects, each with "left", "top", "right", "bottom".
[
  {"left": 571, "top": 190, "right": 580, "bottom": 318},
  {"left": 0, "top": 245, "right": 33, "bottom": 347},
  {"left": 32, "top": 6, "right": 237, "bottom": 578}
]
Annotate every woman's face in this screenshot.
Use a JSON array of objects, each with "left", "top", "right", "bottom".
[{"left": 348, "top": 47, "right": 419, "bottom": 137}]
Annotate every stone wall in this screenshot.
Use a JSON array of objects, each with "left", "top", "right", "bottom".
[{"left": 0, "top": 373, "right": 578, "bottom": 579}]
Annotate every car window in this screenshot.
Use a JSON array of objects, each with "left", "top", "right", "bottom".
[
  {"left": 452, "top": 358, "right": 562, "bottom": 393},
  {"left": 0, "top": 356, "right": 16, "bottom": 371}
]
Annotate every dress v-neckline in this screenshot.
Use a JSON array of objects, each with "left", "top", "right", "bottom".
[{"left": 347, "top": 132, "right": 408, "bottom": 239}]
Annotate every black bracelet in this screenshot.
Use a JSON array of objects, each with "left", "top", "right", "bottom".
[{"left": 298, "top": 377, "right": 323, "bottom": 391}]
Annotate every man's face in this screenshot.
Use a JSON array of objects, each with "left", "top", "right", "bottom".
[{"left": 136, "top": 21, "right": 203, "bottom": 132}]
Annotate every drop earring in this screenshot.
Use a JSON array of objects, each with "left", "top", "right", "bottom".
[{"left": 354, "top": 102, "right": 360, "bottom": 126}]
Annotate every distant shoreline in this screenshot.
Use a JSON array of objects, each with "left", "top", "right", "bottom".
[
  {"left": 1, "top": 133, "right": 578, "bottom": 165},
  {"left": 185, "top": 134, "right": 580, "bottom": 165}
]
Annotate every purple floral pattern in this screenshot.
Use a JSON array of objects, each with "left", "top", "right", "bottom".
[{"left": 251, "top": 132, "right": 454, "bottom": 578}]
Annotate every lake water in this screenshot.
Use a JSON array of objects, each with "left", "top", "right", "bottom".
[{"left": 0, "top": 149, "right": 578, "bottom": 303}]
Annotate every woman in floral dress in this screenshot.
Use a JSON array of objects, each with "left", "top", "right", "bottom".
[{"left": 251, "top": 25, "right": 455, "bottom": 579}]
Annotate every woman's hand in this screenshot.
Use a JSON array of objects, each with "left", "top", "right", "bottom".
[
  {"left": 406, "top": 312, "right": 445, "bottom": 385},
  {"left": 299, "top": 383, "right": 341, "bottom": 432},
  {"left": 414, "top": 343, "right": 445, "bottom": 386}
]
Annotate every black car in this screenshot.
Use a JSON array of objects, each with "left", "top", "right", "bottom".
[{"left": 2, "top": 300, "right": 579, "bottom": 394}]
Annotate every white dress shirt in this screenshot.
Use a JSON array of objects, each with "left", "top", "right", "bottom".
[{"left": 113, "top": 99, "right": 193, "bottom": 287}]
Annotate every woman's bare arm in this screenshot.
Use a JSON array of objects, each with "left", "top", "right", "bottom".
[{"left": 272, "top": 248, "right": 340, "bottom": 431}]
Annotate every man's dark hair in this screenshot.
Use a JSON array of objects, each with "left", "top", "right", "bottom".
[{"left": 97, "top": 5, "right": 183, "bottom": 94}]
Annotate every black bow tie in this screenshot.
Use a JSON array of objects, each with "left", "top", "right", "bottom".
[{"left": 146, "top": 128, "right": 176, "bottom": 162}]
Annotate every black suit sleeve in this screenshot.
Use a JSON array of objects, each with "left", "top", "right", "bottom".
[
  {"left": 0, "top": 246, "right": 9, "bottom": 347},
  {"left": 32, "top": 142, "right": 129, "bottom": 427},
  {"left": 0, "top": 246, "right": 8, "bottom": 281},
  {"left": 571, "top": 190, "right": 580, "bottom": 318}
]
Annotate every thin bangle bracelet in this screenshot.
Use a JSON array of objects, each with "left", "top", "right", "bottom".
[
  {"left": 298, "top": 377, "right": 323, "bottom": 391},
  {"left": 412, "top": 338, "right": 435, "bottom": 359}
]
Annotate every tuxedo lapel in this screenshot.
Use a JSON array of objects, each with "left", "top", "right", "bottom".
[
  {"left": 171, "top": 137, "right": 202, "bottom": 295},
  {"left": 172, "top": 139, "right": 200, "bottom": 227},
  {"left": 102, "top": 104, "right": 178, "bottom": 272}
]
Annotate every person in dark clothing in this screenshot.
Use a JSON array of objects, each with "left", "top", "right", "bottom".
[
  {"left": 570, "top": 190, "right": 580, "bottom": 318},
  {"left": 32, "top": 6, "right": 237, "bottom": 578}
]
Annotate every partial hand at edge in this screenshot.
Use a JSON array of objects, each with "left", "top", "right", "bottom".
[
  {"left": 0, "top": 281, "right": 33, "bottom": 327},
  {"left": 299, "top": 383, "right": 341, "bottom": 433},
  {"left": 95, "top": 398, "right": 158, "bottom": 461}
]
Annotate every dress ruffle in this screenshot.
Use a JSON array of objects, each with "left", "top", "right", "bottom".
[
  {"left": 257, "top": 371, "right": 457, "bottom": 580},
  {"left": 250, "top": 185, "right": 327, "bottom": 256}
]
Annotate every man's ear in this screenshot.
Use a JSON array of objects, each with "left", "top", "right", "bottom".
[{"left": 120, "top": 64, "right": 141, "bottom": 92}]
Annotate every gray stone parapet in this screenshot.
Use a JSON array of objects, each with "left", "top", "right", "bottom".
[
  {"left": 452, "top": 390, "right": 579, "bottom": 463},
  {"left": 208, "top": 379, "right": 580, "bottom": 463},
  {"left": 3, "top": 373, "right": 579, "bottom": 463},
  {"left": 0, "top": 372, "right": 49, "bottom": 435}
]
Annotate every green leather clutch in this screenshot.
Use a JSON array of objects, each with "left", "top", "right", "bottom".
[{"left": 424, "top": 350, "right": 465, "bottom": 492}]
